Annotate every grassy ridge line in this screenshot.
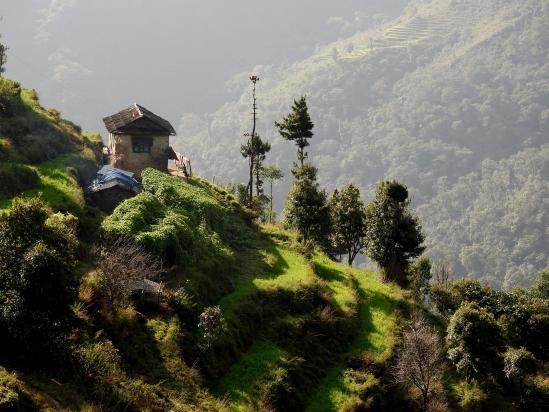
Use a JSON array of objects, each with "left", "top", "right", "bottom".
[{"left": 306, "top": 267, "right": 404, "bottom": 411}]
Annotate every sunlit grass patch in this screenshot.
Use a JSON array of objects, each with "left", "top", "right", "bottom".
[
  {"left": 215, "top": 341, "right": 286, "bottom": 410},
  {"left": 219, "top": 243, "right": 316, "bottom": 320},
  {"left": 313, "top": 254, "right": 358, "bottom": 316},
  {"left": 306, "top": 269, "right": 403, "bottom": 412},
  {"left": 0, "top": 154, "right": 85, "bottom": 213}
]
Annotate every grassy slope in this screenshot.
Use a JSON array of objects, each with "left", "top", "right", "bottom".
[
  {"left": 216, "top": 244, "right": 404, "bottom": 412},
  {"left": 306, "top": 262, "right": 403, "bottom": 411},
  {"left": 2, "top": 160, "right": 405, "bottom": 411},
  {"left": 0, "top": 78, "right": 101, "bottom": 215}
]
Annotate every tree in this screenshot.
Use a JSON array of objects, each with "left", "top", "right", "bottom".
[
  {"left": 447, "top": 302, "right": 505, "bottom": 383},
  {"left": 0, "top": 35, "right": 7, "bottom": 76},
  {"left": 260, "top": 165, "right": 284, "bottom": 223},
  {"left": 241, "top": 133, "right": 271, "bottom": 201},
  {"left": 503, "top": 347, "right": 537, "bottom": 400},
  {"left": 364, "top": 180, "right": 425, "bottom": 284},
  {"left": 393, "top": 317, "right": 445, "bottom": 412},
  {"left": 432, "top": 260, "right": 452, "bottom": 288},
  {"left": 253, "top": 136, "right": 271, "bottom": 198},
  {"left": 408, "top": 256, "right": 432, "bottom": 301},
  {"left": 92, "top": 237, "right": 161, "bottom": 307},
  {"left": 0, "top": 197, "right": 77, "bottom": 355},
  {"left": 329, "top": 183, "right": 367, "bottom": 266},
  {"left": 284, "top": 164, "right": 330, "bottom": 247},
  {"left": 531, "top": 268, "right": 549, "bottom": 299},
  {"left": 275, "top": 96, "right": 314, "bottom": 166},
  {"left": 241, "top": 75, "right": 269, "bottom": 205}
]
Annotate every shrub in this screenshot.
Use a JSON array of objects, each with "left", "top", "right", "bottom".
[
  {"left": 0, "top": 163, "right": 39, "bottom": 199},
  {"left": 447, "top": 303, "right": 505, "bottom": 383},
  {"left": 503, "top": 348, "right": 537, "bottom": 380},
  {"left": 0, "top": 367, "right": 20, "bottom": 409},
  {"left": 457, "top": 381, "right": 487, "bottom": 412},
  {"left": 430, "top": 284, "right": 458, "bottom": 316},
  {"left": 0, "top": 78, "right": 24, "bottom": 117},
  {"left": 198, "top": 306, "right": 227, "bottom": 350},
  {"left": 75, "top": 340, "right": 122, "bottom": 378},
  {"left": 0, "top": 197, "right": 78, "bottom": 358},
  {"left": 169, "top": 285, "right": 197, "bottom": 322}
]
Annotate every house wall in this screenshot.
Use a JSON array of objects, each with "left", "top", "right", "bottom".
[{"left": 109, "top": 133, "right": 169, "bottom": 178}]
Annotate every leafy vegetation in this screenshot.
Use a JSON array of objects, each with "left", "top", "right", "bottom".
[{"left": 176, "top": 0, "right": 549, "bottom": 288}]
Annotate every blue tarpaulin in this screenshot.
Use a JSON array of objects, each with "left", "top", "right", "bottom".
[{"left": 88, "top": 166, "right": 141, "bottom": 194}]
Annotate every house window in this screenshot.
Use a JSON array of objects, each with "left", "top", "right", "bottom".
[{"left": 132, "top": 136, "right": 153, "bottom": 153}]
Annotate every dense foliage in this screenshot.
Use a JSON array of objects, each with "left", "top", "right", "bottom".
[
  {"left": 275, "top": 96, "right": 314, "bottom": 166},
  {"left": 0, "top": 197, "right": 78, "bottom": 356},
  {"left": 176, "top": 0, "right": 549, "bottom": 287},
  {"left": 284, "top": 164, "right": 331, "bottom": 246},
  {"left": 364, "top": 180, "right": 425, "bottom": 284},
  {"left": 102, "top": 168, "right": 233, "bottom": 267},
  {"left": 446, "top": 302, "right": 505, "bottom": 383},
  {"left": 329, "top": 183, "right": 367, "bottom": 265}
]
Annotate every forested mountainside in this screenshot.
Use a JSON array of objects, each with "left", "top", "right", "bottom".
[{"left": 175, "top": 0, "right": 549, "bottom": 289}]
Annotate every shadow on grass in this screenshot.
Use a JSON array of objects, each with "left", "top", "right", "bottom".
[
  {"left": 218, "top": 238, "right": 291, "bottom": 321},
  {"left": 305, "top": 279, "right": 402, "bottom": 412}
]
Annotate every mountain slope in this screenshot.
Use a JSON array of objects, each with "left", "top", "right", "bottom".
[
  {"left": 175, "top": 0, "right": 549, "bottom": 288},
  {"left": 0, "top": 76, "right": 101, "bottom": 214}
]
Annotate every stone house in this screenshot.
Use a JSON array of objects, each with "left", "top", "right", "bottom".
[{"left": 103, "top": 103, "right": 176, "bottom": 179}]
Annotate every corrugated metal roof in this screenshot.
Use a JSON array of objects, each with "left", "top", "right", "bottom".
[{"left": 102, "top": 103, "right": 176, "bottom": 135}]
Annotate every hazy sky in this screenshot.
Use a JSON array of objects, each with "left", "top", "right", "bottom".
[{"left": 1, "top": 0, "right": 407, "bottom": 136}]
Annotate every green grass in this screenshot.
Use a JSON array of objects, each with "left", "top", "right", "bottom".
[
  {"left": 313, "top": 254, "right": 358, "bottom": 316},
  {"left": 219, "top": 242, "right": 316, "bottom": 321},
  {"left": 0, "top": 154, "right": 86, "bottom": 213},
  {"left": 306, "top": 270, "right": 403, "bottom": 412},
  {"left": 215, "top": 341, "right": 286, "bottom": 410}
]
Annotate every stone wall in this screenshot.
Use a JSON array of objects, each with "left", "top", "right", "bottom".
[{"left": 109, "top": 133, "right": 169, "bottom": 178}]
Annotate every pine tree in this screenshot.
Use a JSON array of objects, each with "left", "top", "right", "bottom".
[{"left": 275, "top": 96, "right": 314, "bottom": 166}]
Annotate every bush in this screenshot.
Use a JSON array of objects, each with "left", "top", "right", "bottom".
[
  {"left": 0, "top": 163, "right": 39, "bottom": 199},
  {"left": 430, "top": 284, "right": 459, "bottom": 316},
  {"left": 0, "top": 367, "right": 20, "bottom": 409},
  {"left": 198, "top": 306, "right": 227, "bottom": 350},
  {"left": 503, "top": 347, "right": 537, "bottom": 381},
  {"left": 0, "top": 78, "right": 24, "bottom": 117},
  {"left": 447, "top": 303, "right": 504, "bottom": 383},
  {"left": 457, "top": 381, "right": 487, "bottom": 412},
  {"left": 0, "top": 197, "right": 78, "bottom": 358},
  {"left": 75, "top": 340, "right": 122, "bottom": 378}
]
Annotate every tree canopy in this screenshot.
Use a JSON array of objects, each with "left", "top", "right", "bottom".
[
  {"left": 329, "top": 183, "right": 367, "bottom": 266},
  {"left": 364, "top": 180, "right": 425, "bottom": 284},
  {"left": 275, "top": 96, "right": 314, "bottom": 166},
  {"left": 284, "top": 164, "right": 330, "bottom": 247},
  {"left": 0, "top": 197, "right": 78, "bottom": 356}
]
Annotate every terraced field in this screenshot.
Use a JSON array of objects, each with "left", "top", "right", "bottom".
[{"left": 315, "top": 5, "right": 483, "bottom": 63}]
